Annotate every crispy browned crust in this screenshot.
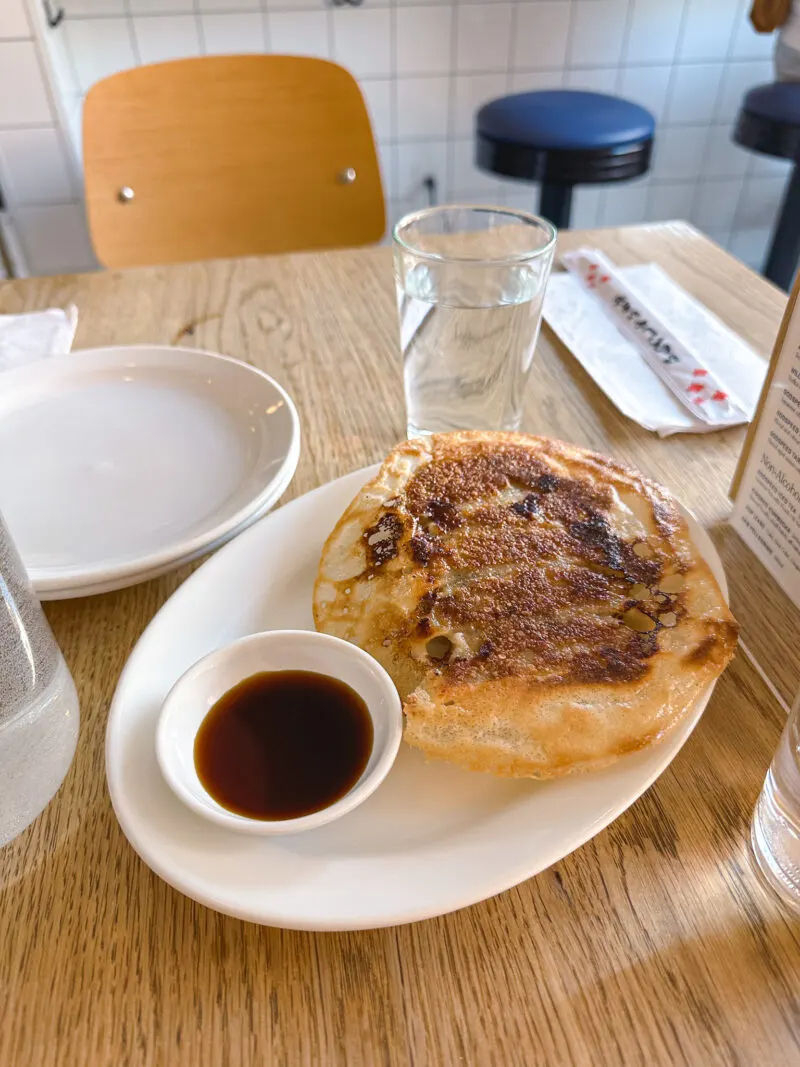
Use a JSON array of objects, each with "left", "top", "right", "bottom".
[{"left": 313, "top": 432, "right": 738, "bottom": 779}]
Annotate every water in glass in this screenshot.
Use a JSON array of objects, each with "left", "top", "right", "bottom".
[
  {"left": 394, "top": 206, "right": 555, "bottom": 438},
  {"left": 399, "top": 262, "right": 547, "bottom": 437},
  {"left": 751, "top": 706, "right": 800, "bottom": 914},
  {"left": 0, "top": 512, "right": 79, "bottom": 846}
]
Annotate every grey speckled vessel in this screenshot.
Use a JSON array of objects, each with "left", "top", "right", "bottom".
[{"left": 0, "top": 511, "right": 79, "bottom": 846}]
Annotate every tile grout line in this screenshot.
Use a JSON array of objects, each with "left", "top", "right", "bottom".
[
  {"left": 444, "top": 1, "right": 458, "bottom": 203},
  {"left": 194, "top": 0, "right": 206, "bottom": 55},
  {"left": 122, "top": 0, "right": 142, "bottom": 66},
  {"left": 727, "top": 0, "right": 764, "bottom": 252},
  {"left": 324, "top": 0, "right": 333, "bottom": 64},
  {"left": 597, "top": 0, "right": 637, "bottom": 229},
  {"left": 0, "top": 0, "right": 83, "bottom": 272},
  {"left": 644, "top": 0, "right": 691, "bottom": 225},
  {"left": 559, "top": 0, "right": 578, "bottom": 225},
  {"left": 266, "top": 0, "right": 275, "bottom": 54},
  {"left": 685, "top": 0, "right": 745, "bottom": 230},
  {"left": 58, "top": 19, "right": 84, "bottom": 98}
]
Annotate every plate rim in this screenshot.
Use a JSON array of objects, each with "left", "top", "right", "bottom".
[
  {"left": 2, "top": 345, "right": 301, "bottom": 590},
  {"left": 37, "top": 455, "right": 298, "bottom": 600},
  {"left": 106, "top": 464, "right": 727, "bottom": 931}
]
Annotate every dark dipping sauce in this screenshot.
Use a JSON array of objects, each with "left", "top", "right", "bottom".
[{"left": 193, "top": 670, "right": 374, "bottom": 820}]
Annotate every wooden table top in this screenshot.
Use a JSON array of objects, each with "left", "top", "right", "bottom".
[{"left": 1, "top": 222, "right": 798, "bottom": 1067}]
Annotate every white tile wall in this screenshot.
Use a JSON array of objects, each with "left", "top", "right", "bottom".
[
  {"left": 601, "top": 181, "right": 652, "bottom": 225},
  {"left": 693, "top": 177, "right": 745, "bottom": 230},
  {"left": 652, "top": 126, "right": 709, "bottom": 181},
  {"left": 0, "top": 2, "right": 91, "bottom": 276},
  {"left": 129, "top": 0, "right": 194, "bottom": 12},
  {"left": 63, "top": 19, "right": 137, "bottom": 92},
  {"left": 453, "top": 73, "right": 507, "bottom": 137},
  {"left": 450, "top": 138, "right": 504, "bottom": 196},
  {"left": 201, "top": 13, "right": 266, "bottom": 54},
  {"left": 705, "top": 123, "right": 752, "bottom": 178},
  {"left": 704, "top": 225, "right": 733, "bottom": 248},
  {"left": 456, "top": 4, "right": 513, "bottom": 74},
  {"left": 750, "top": 153, "right": 792, "bottom": 180},
  {"left": 618, "top": 65, "right": 672, "bottom": 122},
  {"left": 715, "top": 58, "right": 774, "bottom": 122},
  {"left": 334, "top": 8, "right": 390, "bottom": 78},
  {"left": 64, "top": 94, "right": 84, "bottom": 160},
  {"left": 565, "top": 68, "right": 619, "bottom": 94},
  {"left": 626, "top": 0, "right": 684, "bottom": 65},
  {"left": 134, "top": 16, "right": 201, "bottom": 64},
  {"left": 678, "top": 0, "right": 739, "bottom": 62},
  {"left": 64, "top": 0, "right": 126, "bottom": 16},
  {"left": 44, "top": 24, "right": 80, "bottom": 98},
  {"left": 667, "top": 63, "right": 724, "bottom": 125},
  {"left": 513, "top": 3, "right": 571, "bottom": 72},
  {"left": 737, "top": 175, "right": 786, "bottom": 230},
  {"left": 396, "top": 77, "right": 450, "bottom": 139},
  {"left": 571, "top": 186, "right": 605, "bottom": 229},
  {"left": 3, "top": 0, "right": 792, "bottom": 279},
  {"left": 503, "top": 185, "right": 538, "bottom": 212},
  {"left": 0, "top": 127, "right": 74, "bottom": 204},
  {"left": 14, "top": 203, "right": 97, "bottom": 274},
  {"left": 570, "top": 0, "right": 629, "bottom": 69},
  {"left": 510, "top": 69, "right": 565, "bottom": 92},
  {"left": 198, "top": 0, "right": 259, "bottom": 10},
  {"left": 270, "top": 11, "right": 329, "bottom": 59},
  {"left": 0, "top": 214, "right": 27, "bottom": 278},
  {"left": 360, "top": 78, "right": 393, "bottom": 142},
  {"left": 268, "top": 0, "right": 335, "bottom": 8},
  {"left": 0, "top": 0, "right": 30, "bottom": 38},
  {"left": 0, "top": 42, "right": 54, "bottom": 125},
  {"left": 395, "top": 7, "right": 452, "bottom": 75},
  {"left": 395, "top": 139, "right": 448, "bottom": 200},
  {"left": 601, "top": 180, "right": 651, "bottom": 225},
  {"left": 730, "top": 9, "right": 774, "bottom": 60},
  {"left": 729, "top": 226, "right": 772, "bottom": 270},
  {"left": 648, "top": 181, "right": 697, "bottom": 220}
]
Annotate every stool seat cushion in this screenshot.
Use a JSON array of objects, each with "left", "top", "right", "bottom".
[
  {"left": 742, "top": 83, "right": 800, "bottom": 127},
  {"left": 477, "top": 90, "right": 655, "bottom": 151}
]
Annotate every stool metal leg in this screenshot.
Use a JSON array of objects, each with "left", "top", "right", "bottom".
[
  {"left": 539, "top": 183, "right": 573, "bottom": 229},
  {"left": 764, "top": 162, "right": 800, "bottom": 291}
]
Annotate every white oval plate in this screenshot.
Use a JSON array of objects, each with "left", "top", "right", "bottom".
[
  {"left": 0, "top": 346, "right": 300, "bottom": 595},
  {"left": 106, "top": 466, "right": 727, "bottom": 931}
]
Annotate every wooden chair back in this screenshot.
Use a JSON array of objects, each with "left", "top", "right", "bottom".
[{"left": 83, "top": 55, "right": 385, "bottom": 268}]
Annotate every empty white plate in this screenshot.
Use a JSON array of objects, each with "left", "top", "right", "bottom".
[
  {"left": 34, "top": 484, "right": 293, "bottom": 601},
  {"left": 106, "top": 465, "right": 728, "bottom": 931},
  {"left": 0, "top": 346, "right": 300, "bottom": 596}
]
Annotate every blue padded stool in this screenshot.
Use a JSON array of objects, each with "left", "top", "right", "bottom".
[
  {"left": 735, "top": 83, "right": 800, "bottom": 291},
  {"left": 476, "top": 90, "right": 655, "bottom": 229}
]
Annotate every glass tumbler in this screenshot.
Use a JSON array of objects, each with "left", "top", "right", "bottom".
[
  {"left": 0, "top": 510, "right": 79, "bottom": 847},
  {"left": 751, "top": 693, "right": 800, "bottom": 914},
  {"left": 393, "top": 205, "right": 556, "bottom": 438}
]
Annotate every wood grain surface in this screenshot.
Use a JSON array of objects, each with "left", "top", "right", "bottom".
[{"left": 1, "top": 223, "right": 798, "bottom": 1067}]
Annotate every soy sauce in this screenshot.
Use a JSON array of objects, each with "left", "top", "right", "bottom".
[{"left": 194, "top": 670, "right": 374, "bottom": 820}]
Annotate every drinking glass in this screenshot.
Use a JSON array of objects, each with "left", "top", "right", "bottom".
[
  {"left": 751, "top": 693, "right": 800, "bottom": 914},
  {"left": 0, "top": 510, "right": 79, "bottom": 847},
  {"left": 393, "top": 205, "right": 556, "bottom": 438},
  {"left": 750, "top": 695, "right": 800, "bottom": 913}
]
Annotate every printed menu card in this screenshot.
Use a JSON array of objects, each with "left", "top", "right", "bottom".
[{"left": 732, "top": 275, "right": 800, "bottom": 610}]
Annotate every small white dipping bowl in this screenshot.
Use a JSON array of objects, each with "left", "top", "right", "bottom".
[{"left": 156, "top": 630, "right": 403, "bottom": 835}]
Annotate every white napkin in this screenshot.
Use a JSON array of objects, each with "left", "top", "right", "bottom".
[
  {"left": 543, "top": 265, "right": 767, "bottom": 436},
  {"left": 0, "top": 306, "right": 78, "bottom": 373}
]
